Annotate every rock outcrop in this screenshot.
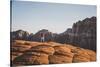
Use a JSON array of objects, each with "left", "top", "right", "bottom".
[
  {"left": 11, "top": 40, "right": 96, "bottom": 66},
  {"left": 11, "top": 30, "right": 29, "bottom": 40},
  {"left": 55, "top": 16, "right": 96, "bottom": 51},
  {"left": 49, "top": 45, "right": 74, "bottom": 64}
]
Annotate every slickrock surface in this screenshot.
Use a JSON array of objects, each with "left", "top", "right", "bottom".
[{"left": 11, "top": 40, "right": 96, "bottom": 66}]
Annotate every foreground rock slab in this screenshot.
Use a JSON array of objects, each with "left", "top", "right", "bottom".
[{"left": 11, "top": 40, "right": 96, "bottom": 66}]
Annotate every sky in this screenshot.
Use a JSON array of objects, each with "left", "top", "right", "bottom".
[{"left": 12, "top": 1, "right": 96, "bottom": 34}]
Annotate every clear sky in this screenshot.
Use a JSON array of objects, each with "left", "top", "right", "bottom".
[{"left": 12, "top": 1, "right": 96, "bottom": 34}]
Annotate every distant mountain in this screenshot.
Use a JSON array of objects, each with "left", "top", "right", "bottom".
[
  {"left": 11, "top": 29, "right": 57, "bottom": 42},
  {"left": 11, "top": 16, "right": 96, "bottom": 51},
  {"left": 11, "top": 30, "right": 29, "bottom": 40},
  {"left": 32, "top": 29, "right": 57, "bottom": 42},
  {"left": 54, "top": 16, "right": 96, "bottom": 51},
  {"left": 71, "top": 16, "right": 96, "bottom": 51}
]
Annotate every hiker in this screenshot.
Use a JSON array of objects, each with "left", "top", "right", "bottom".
[{"left": 40, "top": 33, "right": 45, "bottom": 42}]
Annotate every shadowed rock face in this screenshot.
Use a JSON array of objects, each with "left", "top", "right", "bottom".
[
  {"left": 55, "top": 16, "right": 96, "bottom": 51},
  {"left": 11, "top": 40, "right": 96, "bottom": 66},
  {"left": 71, "top": 17, "right": 96, "bottom": 51}
]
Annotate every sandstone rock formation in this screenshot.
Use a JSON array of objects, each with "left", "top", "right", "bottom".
[
  {"left": 49, "top": 45, "right": 74, "bottom": 64},
  {"left": 11, "top": 40, "right": 96, "bottom": 66}
]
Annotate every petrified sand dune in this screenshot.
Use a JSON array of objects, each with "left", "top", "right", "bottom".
[{"left": 11, "top": 40, "right": 96, "bottom": 66}]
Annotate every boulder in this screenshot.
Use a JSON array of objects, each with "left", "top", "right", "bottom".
[
  {"left": 54, "top": 45, "right": 71, "bottom": 55},
  {"left": 49, "top": 54, "right": 73, "bottom": 64},
  {"left": 29, "top": 45, "right": 55, "bottom": 55},
  {"left": 82, "top": 49, "right": 96, "bottom": 61},
  {"left": 49, "top": 45, "right": 74, "bottom": 64},
  {"left": 13, "top": 52, "right": 49, "bottom": 65},
  {"left": 11, "top": 44, "right": 31, "bottom": 52},
  {"left": 72, "top": 48, "right": 96, "bottom": 62}
]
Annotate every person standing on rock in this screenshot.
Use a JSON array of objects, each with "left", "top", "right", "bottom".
[{"left": 40, "top": 33, "right": 45, "bottom": 42}]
